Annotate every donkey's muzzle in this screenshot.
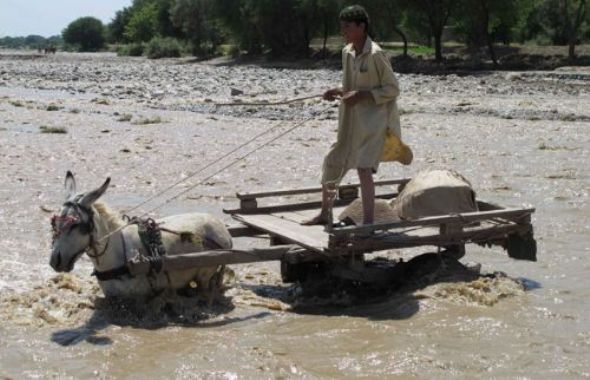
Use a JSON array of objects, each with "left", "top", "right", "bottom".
[{"left": 50, "top": 251, "right": 67, "bottom": 272}]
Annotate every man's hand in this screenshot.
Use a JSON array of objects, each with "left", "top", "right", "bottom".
[
  {"left": 323, "top": 88, "right": 343, "bottom": 101},
  {"left": 341, "top": 90, "right": 371, "bottom": 106}
]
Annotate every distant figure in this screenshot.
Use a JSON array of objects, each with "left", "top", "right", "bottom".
[{"left": 44, "top": 45, "right": 57, "bottom": 54}]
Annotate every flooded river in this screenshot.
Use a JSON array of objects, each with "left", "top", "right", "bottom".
[{"left": 0, "top": 52, "right": 589, "bottom": 378}]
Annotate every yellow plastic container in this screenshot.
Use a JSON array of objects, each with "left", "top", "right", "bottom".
[{"left": 381, "top": 129, "right": 413, "bottom": 165}]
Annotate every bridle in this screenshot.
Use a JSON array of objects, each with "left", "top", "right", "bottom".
[{"left": 51, "top": 200, "right": 109, "bottom": 260}]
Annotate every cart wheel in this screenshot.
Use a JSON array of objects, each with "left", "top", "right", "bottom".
[
  {"left": 442, "top": 244, "right": 466, "bottom": 260},
  {"left": 280, "top": 261, "right": 326, "bottom": 283},
  {"left": 281, "top": 261, "right": 301, "bottom": 283},
  {"left": 507, "top": 232, "right": 537, "bottom": 261}
]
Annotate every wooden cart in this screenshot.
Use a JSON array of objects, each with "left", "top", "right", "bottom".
[{"left": 128, "top": 178, "right": 537, "bottom": 286}]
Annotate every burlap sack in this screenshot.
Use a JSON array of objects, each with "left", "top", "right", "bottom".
[
  {"left": 391, "top": 169, "right": 478, "bottom": 220},
  {"left": 338, "top": 198, "right": 399, "bottom": 225}
]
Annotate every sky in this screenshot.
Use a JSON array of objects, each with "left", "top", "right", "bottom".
[{"left": 0, "top": 0, "right": 132, "bottom": 37}]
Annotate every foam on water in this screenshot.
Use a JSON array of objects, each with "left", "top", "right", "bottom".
[
  {"left": 0, "top": 273, "right": 235, "bottom": 329},
  {"left": 0, "top": 274, "right": 99, "bottom": 327},
  {"left": 414, "top": 275, "right": 525, "bottom": 307},
  {"left": 0, "top": 266, "right": 525, "bottom": 330}
]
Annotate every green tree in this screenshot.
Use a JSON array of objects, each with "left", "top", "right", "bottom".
[
  {"left": 296, "top": 0, "right": 339, "bottom": 53},
  {"left": 254, "top": 0, "right": 311, "bottom": 56},
  {"left": 455, "top": 0, "right": 527, "bottom": 66},
  {"left": 213, "top": 0, "right": 312, "bottom": 56},
  {"left": 212, "top": 0, "right": 264, "bottom": 54},
  {"left": 375, "top": 0, "right": 410, "bottom": 57},
  {"left": 536, "top": 0, "right": 587, "bottom": 59},
  {"left": 62, "top": 17, "right": 106, "bottom": 52},
  {"left": 47, "top": 35, "right": 63, "bottom": 47},
  {"left": 171, "top": 0, "right": 221, "bottom": 56},
  {"left": 154, "top": 0, "right": 182, "bottom": 38},
  {"left": 24, "top": 35, "right": 46, "bottom": 47},
  {"left": 410, "top": 0, "right": 458, "bottom": 61},
  {"left": 125, "top": 2, "right": 159, "bottom": 42},
  {"left": 108, "top": 7, "right": 133, "bottom": 43},
  {"left": 316, "top": 0, "right": 340, "bottom": 52}
]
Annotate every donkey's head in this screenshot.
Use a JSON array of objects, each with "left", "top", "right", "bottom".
[{"left": 50, "top": 171, "right": 110, "bottom": 272}]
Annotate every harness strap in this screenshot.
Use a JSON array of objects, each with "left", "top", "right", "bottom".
[
  {"left": 92, "top": 231, "right": 131, "bottom": 282},
  {"left": 124, "top": 216, "right": 167, "bottom": 257},
  {"left": 92, "top": 266, "right": 130, "bottom": 281},
  {"left": 92, "top": 255, "right": 163, "bottom": 281},
  {"left": 95, "top": 216, "right": 169, "bottom": 282}
]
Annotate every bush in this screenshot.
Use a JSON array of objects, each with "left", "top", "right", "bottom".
[
  {"left": 117, "top": 43, "right": 145, "bottom": 56},
  {"left": 62, "top": 17, "right": 105, "bottom": 52},
  {"left": 145, "top": 37, "right": 182, "bottom": 59}
]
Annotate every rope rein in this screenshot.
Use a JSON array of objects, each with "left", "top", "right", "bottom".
[
  {"left": 124, "top": 93, "right": 325, "bottom": 215},
  {"left": 214, "top": 93, "right": 322, "bottom": 107},
  {"left": 96, "top": 101, "right": 334, "bottom": 243}
]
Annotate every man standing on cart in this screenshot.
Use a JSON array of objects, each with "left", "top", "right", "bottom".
[{"left": 303, "top": 5, "right": 403, "bottom": 226}]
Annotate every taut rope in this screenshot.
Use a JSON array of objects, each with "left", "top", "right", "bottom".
[
  {"left": 97, "top": 100, "right": 334, "bottom": 243},
  {"left": 214, "top": 94, "right": 322, "bottom": 107},
  {"left": 124, "top": 94, "right": 325, "bottom": 215}
]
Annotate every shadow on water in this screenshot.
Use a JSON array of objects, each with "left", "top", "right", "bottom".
[
  {"left": 518, "top": 277, "right": 543, "bottom": 290},
  {"left": 50, "top": 293, "right": 272, "bottom": 346},
  {"left": 245, "top": 252, "right": 504, "bottom": 320},
  {"left": 51, "top": 312, "right": 112, "bottom": 346}
]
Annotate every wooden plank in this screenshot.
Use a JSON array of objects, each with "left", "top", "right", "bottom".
[
  {"left": 225, "top": 192, "right": 397, "bottom": 215},
  {"left": 273, "top": 206, "right": 351, "bottom": 224},
  {"left": 236, "top": 178, "right": 409, "bottom": 200},
  {"left": 477, "top": 200, "right": 503, "bottom": 211},
  {"left": 232, "top": 213, "right": 330, "bottom": 252},
  {"left": 126, "top": 245, "right": 325, "bottom": 276},
  {"left": 331, "top": 223, "right": 531, "bottom": 253},
  {"left": 271, "top": 210, "right": 314, "bottom": 224},
  {"left": 226, "top": 224, "right": 264, "bottom": 238},
  {"left": 330, "top": 208, "right": 536, "bottom": 237}
]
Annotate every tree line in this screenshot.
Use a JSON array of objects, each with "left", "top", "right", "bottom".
[
  {"left": 0, "top": 35, "right": 62, "bottom": 50},
  {"left": 2, "top": 0, "right": 588, "bottom": 62}
]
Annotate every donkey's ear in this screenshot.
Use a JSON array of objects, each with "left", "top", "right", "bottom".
[
  {"left": 79, "top": 177, "right": 110, "bottom": 207},
  {"left": 64, "top": 171, "right": 77, "bottom": 200}
]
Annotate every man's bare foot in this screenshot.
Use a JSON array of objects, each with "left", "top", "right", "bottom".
[{"left": 301, "top": 214, "right": 330, "bottom": 226}]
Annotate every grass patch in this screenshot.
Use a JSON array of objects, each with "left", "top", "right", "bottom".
[
  {"left": 10, "top": 100, "right": 24, "bottom": 107},
  {"left": 133, "top": 116, "right": 163, "bottom": 125},
  {"left": 92, "top": 98, "right": 110, "bottom": 105},
  {"left": 382, "top": 43, "right": 435, "bottom": 56},
  {"left": 538, "top": 142, "right": 578, "bottom": 151},
  {"left": 117, "top": 113, "right": 133, "bottom": 122},
  {"left": 69, "top": 108, "right": 81, "bottom": 114},
  {"left": 46, "top": 104, "right": 60, "bottom": 111},
  {"left": 40, "top": 125, "right": 68, "bottom": 134}
]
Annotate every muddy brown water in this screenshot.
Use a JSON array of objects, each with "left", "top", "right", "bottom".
[{"left": 0, "top": 52, "right": 589, "bottom": 378}]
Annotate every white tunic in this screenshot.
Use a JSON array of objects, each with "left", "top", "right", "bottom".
[{"left": 322, "top": 37, "right": 401, "bottom": 184}]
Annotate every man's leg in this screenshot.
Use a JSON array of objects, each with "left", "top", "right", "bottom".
[
  {"left": 301, "top": 182, "right": 336, "bottom": 225},
  {"left": 357, "top": 168, "right": 375, "bottom": 225}
]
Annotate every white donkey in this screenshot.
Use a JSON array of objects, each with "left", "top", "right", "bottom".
[{"left": 50, "top": 171, "right": 232, "bottom": 299}]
